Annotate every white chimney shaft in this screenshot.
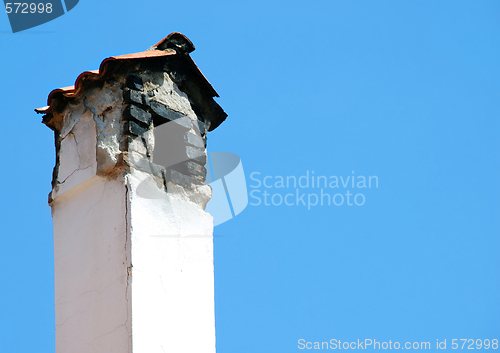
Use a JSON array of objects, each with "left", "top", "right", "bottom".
[{"left": 37, "top": 33, "right": 227, "bottom": 353}]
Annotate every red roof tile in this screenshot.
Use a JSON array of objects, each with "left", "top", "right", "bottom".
[{"left": 35, "top": 49, "right": 176, "bottom": 114}]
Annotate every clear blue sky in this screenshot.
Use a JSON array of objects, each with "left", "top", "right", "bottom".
[{"left": 1, "top": 1, "right": 499, "bottom": 352}]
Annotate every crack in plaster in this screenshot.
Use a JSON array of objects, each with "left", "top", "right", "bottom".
[
  {"left": 80, "top": 182, "right": 107, "bottom": 226},
  {"left": 58, "top": 131, "right": 92, "bottom": 184},
  {"left": 159, "top": 274, "right": 169, "bottom": 295},
  {"left": 91, "top": 324, "right": 127, "bottom": 352},
  {"left": 124, "top": 178, "right": 132, "bottom": 348},
  {"left": 56, "top": 310, "right": 86, "bottom": 327},
  {"left": 75, "top": 275, "right": 126, "bottom": 298}
]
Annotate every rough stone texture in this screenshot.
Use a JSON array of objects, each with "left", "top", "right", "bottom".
[
  {"left": 167, "top": 169, "right": 203, "bottom": 189},
  {"left": 184, "top": 160, "right": 207, "bottom": 181},
  {"left": 185, "top": 131, "right": 205, "bottom": 149},
  {"left": 123, "top": 105, "right": 152, "bottom": 126},
  {"left": 124, "top": 120, "right": 149, "bottom": 137},
  {"left": 193, "top": 119, "right": 207, "bottom": 137},
  {"left": 165, "top": 178, "right": 213, "bottom": 209},
  {"left": 85, "top": 80, "right": 126, "bottom": 177},
  {"left": 120, "top": 136, "right": 148, "bottom": 157},
  {"left": 150, "top": 101, "right": 192, "bottom": 130},
  {"left": 186, "top": 145, "right": 207, "bottom": 165},
  {"left": 124, "top": 151, "right": 166, "bottom": 181},
  {"left": 48, "top": 70, "right": 212, "bottom": 209},
  {"left": 125, "top": 74, "right": 144, "bottom": 91},
  {"left": 142, "top": 72, "right": 199, "bottom": 121},
  {"left": 123, "top": 88, "right": 150, "bottom": 108}
]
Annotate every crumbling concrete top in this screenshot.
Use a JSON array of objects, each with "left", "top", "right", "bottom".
[{"left": 35, "top": 32, "right": 227, "bottom": 131}]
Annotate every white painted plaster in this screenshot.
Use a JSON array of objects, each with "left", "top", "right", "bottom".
[
  {"left": 52, "top": 176, "right": 131, "bottom": 353},
  {"left": 52, "top": 170, "right": 216, "bottom": 353},
  {"left": 128, "top": 169, "right": 215, "bottom": 353},
  {"left": 54, "top": 106, "right": 97, "bottom": 200}
]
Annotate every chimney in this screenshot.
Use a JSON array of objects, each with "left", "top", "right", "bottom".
[{"left": 36, "top": 33, "right": 227, "bottom": 353}]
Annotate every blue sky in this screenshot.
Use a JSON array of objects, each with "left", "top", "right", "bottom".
[{"left": 1, "top": 0, "right": 499, "bottom": 352}]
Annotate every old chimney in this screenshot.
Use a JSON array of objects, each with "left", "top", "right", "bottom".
[{"left": 36, "top": 33, "right": 227, "bottom": 353}]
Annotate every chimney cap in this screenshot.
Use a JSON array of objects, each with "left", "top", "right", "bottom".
[
  {"left": 36, "top": 33, "right": 227, "bottom": 131},
  {"left": 148, "top": 32, "right": 196, "bottom": 54}
]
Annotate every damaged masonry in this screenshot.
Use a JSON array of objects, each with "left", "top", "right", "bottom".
[{"left": 36, "top": 33, "right": 227, "bottom": 353}]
